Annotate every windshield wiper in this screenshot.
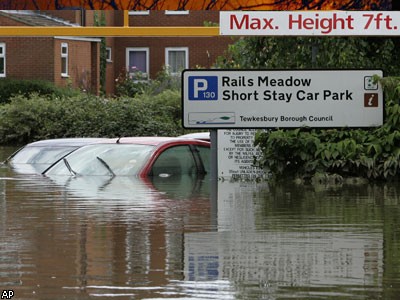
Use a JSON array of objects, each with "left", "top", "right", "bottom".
[
  {"left": 96, "top": 156, "right": 115, "bottom": 177},
  {"left": 63, "top": 158, "right": 78, "bottom": 176}
]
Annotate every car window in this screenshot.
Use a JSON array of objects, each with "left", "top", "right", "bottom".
[
  {"left": 45, "top": 144, "right": 154, "bottom": 176},
  {"left": 11, "top": 146, "right": 77, "bottom": 164},
  {"left": 196, "top": 145, "right": 210, "bottom": 173},
  {"left": 151, "top": 146, "right": 196, "bottom": 177}
]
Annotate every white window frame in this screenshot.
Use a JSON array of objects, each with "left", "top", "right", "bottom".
[
  {"left": 61, "top": 42, "right": 69, "bottom": 77},
  {"left": 125, "top": 47, "right": 149, "bottom": 80},
  {"left": 0, "top": 43, "right": 5, "bottom": 77},
  {"left": 165, "top": 10, "right": 189, "bottom": 15},
  {"left": 165, "top": 47, "right": 188, "bottom": 76},
  {"left": 106, "top": 47, "right": 112, "bottom": 62},
  {"left": 129, "top": 10, "right": 150, "bottom": 15}
]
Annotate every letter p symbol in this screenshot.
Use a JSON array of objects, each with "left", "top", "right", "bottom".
[
  {"left": 193, "top": 79, "right": 208, "bottom": 98},
  {"left": 188, "top": 76, "right": 218, "bottom": 100}
]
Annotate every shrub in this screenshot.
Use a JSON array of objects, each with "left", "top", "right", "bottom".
[
  {"left": 254, "top": 77, "right": 400, "bottom": 182},
  {"left": 115, "top": 66, "right": 182, "bottom": 97},
  {"left": 0, "top": 91, "right": 184, "bottom": 145},
  {"left": 114, "top": 67, "right": 150, "bottom": 97},
  {"left": 0, "top": 78, "right": 78, "bottom": 104},
  {"left": 140, "top": 89, "right": 182, "bottom": 124},
  {"left": 141, "top": 66, "right": 182, "bottom": 95}
]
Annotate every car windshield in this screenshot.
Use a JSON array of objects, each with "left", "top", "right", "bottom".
[
  {"left": 11, "top": 146, "right": 78, "bottom": 164},
  {"left": 45, "top": 144, "right": 155, "bottom": 176}
]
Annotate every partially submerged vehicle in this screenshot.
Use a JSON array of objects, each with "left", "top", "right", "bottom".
[
  {"left": 5, "top": 138, "right": 108, "bottom": 174},
  {"left": 43, "top": 137, "right": 210, "bottom": 177}
]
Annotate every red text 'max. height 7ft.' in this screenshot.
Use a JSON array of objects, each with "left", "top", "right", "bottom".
[{"left": 220, "top": 11, "right": 400, "bottom": 36}]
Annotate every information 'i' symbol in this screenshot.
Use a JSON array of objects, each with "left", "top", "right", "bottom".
[
  {"left": 364, "top": 93, "right": 378, "bottom": 107},
  {"left": 368, "top": 94, "right": 375, "bottom": 106}
]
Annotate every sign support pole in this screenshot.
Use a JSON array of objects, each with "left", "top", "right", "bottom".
[
  {"left": 210, "top": 129, "right": 218, "bottom": 226},
  {"left": 210, "top": 129, "right": 218, "bottom": 182}
]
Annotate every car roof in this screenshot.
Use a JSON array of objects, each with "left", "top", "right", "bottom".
[
  {"left": 105, "top": 136, "right": 210, "bottom": 146},
  {"left": 23, "top": 137, "right": 210, "bottom": 148},
  {"left": 24, "top": 138, "right": 108, "bottom": 147},
  {"left": 5, "top": 137, "right": 110, "bottom": 163},
  {"left": 178, "top": 132, "right": 210, "bottom": 141}
]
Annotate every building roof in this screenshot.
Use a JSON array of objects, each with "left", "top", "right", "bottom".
[{"left": 0, "top": 10, "right": 78, "bottom": 27}]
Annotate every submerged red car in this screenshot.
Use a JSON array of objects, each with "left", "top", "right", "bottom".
[{"left": 43, "top": 137, "right": 210, "bottom": 177}]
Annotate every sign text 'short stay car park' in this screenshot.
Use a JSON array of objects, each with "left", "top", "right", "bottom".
[{"left": 182, "top": 69, "right": 383, "bottom": 129}]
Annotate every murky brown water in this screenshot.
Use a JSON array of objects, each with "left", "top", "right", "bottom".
[{"left": 1, "top": 146, "right": 400, "bottom": 299}]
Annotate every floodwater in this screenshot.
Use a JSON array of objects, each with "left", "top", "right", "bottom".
[{"left": 1, "top": 146, "right": 400, "bottom": 300}]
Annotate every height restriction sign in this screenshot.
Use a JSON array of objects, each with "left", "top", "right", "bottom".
[
  {"left": 182, "top": 69, "right": 383, "bottom": 129},
  {"left": 220, "top": 11, "right": 400, "bottom": 36}
]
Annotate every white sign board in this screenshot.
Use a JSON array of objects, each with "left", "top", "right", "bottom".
[
  {"left": 182, "top": 69, "right": 383, "bottom": 129},
  {"left": 218, "top": 129, "right": 264, "bottom": 180},
  {"left": 220, "top": 11, "right": 400, "bottom": 36}
]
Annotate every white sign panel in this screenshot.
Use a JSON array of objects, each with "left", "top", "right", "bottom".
[
  {"left": 218, "top": 129, "right": 264, "bottom": 180},
  {"left": 220, "top": 11, "right": 400, "bottom": 36},
  {"left": 182, "top": 69, "right": 383, "bottom": 129}
]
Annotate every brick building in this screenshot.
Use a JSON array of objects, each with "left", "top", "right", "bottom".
[
  {"left": 0, "top": 10, "right": 233, "bottom": 95},
  {"left": 0, "top": 10, "right": 101, "bottom": 93}
]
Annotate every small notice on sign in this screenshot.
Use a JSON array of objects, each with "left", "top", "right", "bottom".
[{"left": 218, "top": 129, "right": 265, "bottom": 180}]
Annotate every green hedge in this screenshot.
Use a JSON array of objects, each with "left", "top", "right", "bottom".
[
  {"left": 0, "top": 78, "right": 79, "bottom": 104},
  {"left": 0, "top": 89, "right": 184, "bottom": 145},
  {"left": 254, "top": 77, "right": 400, "bottom": 182}
]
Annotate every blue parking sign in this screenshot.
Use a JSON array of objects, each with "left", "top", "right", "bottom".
[{"left": 188, "top": 76, "right": 218, "bottom": 100}]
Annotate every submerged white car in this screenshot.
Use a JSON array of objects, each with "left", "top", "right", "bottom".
[{"left": 5, "top": 138, "right": 108, "bottom": 174}]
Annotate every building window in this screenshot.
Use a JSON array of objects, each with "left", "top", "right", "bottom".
[
  {"left": 165, "top": 11, "right": 189, "bottom": 15},
  {"left": 165, "top": 47, "right": 188, "bottom": 76},
  {"left": 126, "top": 47, "right": 149, "bottom": 80},
  {"left": 0, "top": 43, "right": 5, "bottom": 77},
  {"left": 61, "top": 43, "right": 68, "bottom": 77},
  {"left": 129, "top": 11, "right": 150, "bottom": 15},
  {"left": 106, "top": 47, "right": 112, "bottom": 62}
]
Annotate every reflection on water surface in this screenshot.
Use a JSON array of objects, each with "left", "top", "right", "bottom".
[{"left": 0, "top": 146, "right": 400, "bottom": 299}]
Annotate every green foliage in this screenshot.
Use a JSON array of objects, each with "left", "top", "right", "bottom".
[
  {"left": 0, "top": 90, "right": 183, "bottom": 145},
  {"left": 0, "top": 78, "right": 78, "bottom": 104},
  {"left": 217, "top": 36, "right": 400, "bottom": 182},
  {"left": 141, "top": 66, "right": 182, "bottom": 95},
  {"left": 94, "top": 11, "right": 107, "bottom": 94},
  {"left": 115, "top": 65, "right": 181, "bottom": 97},
  {"left": 114, "top": 67, "right": 150, "bottom": 97},
  {"left": 216, "top": 36, "right": 399, "bottom": 75},
  {"left": 254, "top": 77, "right": 400, "bottom": 182},
  {"left": 0, "top": 70, "right": 184, "bottom": 145},
  {"left": 140, "top": 89, "right": 182, "bottom": 124},
  {"left": 203, "top": 20, "right": 219, "bottom": 27}
]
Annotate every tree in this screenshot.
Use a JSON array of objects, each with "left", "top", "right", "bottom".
[{"left": 215, "top": 36, "right": 399, "bottom": 76}]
